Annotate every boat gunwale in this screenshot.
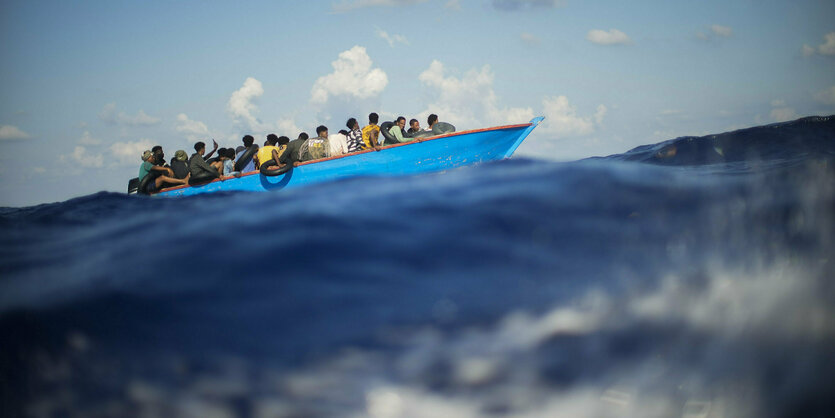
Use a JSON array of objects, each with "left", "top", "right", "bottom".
[{"left": 153, "top": 122, "right": 533, "bottom": 195}]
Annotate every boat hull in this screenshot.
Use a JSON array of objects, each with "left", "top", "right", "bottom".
[{"left": 155, "top": 117, "right": 543, "bottom": 197}]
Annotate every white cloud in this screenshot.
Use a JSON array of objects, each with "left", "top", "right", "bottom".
[
  {"left": 802, "top": 32, "right": 835, "bottom": 57},
  {"left": 520, "top": 32, "right": 540, "bottom": 44},
  {"left": 586, "top": 29, "right": 631, "bottom": 46},
  {"left": 227, "top": 77, "right": 265, "bottom": 131},
  {"left": 310, "top": 46, "right": 388, "bottom": 105},
  {"left": 176, "top": 113, "right": 211, "bottom": 143},
  {"left": 98, "top": 103, "right": 161, "bottom": 126},
  {"left": 814, "top": 86, "right": 835, "bottom": 105},
  {"left": 697, "top": 24, "right": 733, "bottom": 42},
  {"left": 62, "top": 145, "right": 104, "bottom": 168},
  {"left": 710, "top": 24, "right": 732, "bottom": 38},
  {"left": 818, "top": 32, "right": 835, "bottom": 55},
  {"left": 492, "top": 0, "right": 563, "bottom": 11},
  {"left": 539, "top": 95, "right": 605, "bottom": 137},
  {"left": 0, "top": 124, "right": 31, "bottom": 140},
  {"left": 78, "top": 131, "right": 101, "bottom": 145},
  {"left": 417, "top": 60, "right": 533, "bottom": 129},
  {"left": 769, "top": 99, "right": 797, "bottom": 122},
  {"left": 376, "top": 28, "right": 408, "bottom": 47},
  {"left": 276, "top": 118, "right": 302, "bottom": 137},
  {"left": 109, "top": 139, "right": 155, "bottom": 166},
  {"left": 332, "top": 0, "right": 427, "bottom": 12},
  {"left": 594, "top": 104, "right": 607, "bottom": 125}
]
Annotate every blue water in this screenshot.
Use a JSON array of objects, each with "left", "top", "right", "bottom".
[{"left": 1, "top": 116, "right": 834, "bottom": 417}]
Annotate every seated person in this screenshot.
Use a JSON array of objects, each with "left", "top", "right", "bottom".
[
  {"left": 261, "top": 136, "right": 291, "bottom": 173},
  {"left": 189, "top": 141, "right": 222, "bottom": 181},
  {"left": 345, "top": 118, "right": 365, "bottom": 153},
  {"left": 407, "top": 118, "right": 421, "bottom": 135},
  {"left": 284, "top": 132, "right": 308, "bottom": 164},
  {"left": 235, "top": 135, "right": 257, "bottom": 172},
  {"left": 362, "top": 112, "right": 381, "bottom": 149},
  {"left": 139, "top": 150, "right": 188, "bottom": 193},
  {"left": 299, "top": 125, "right": 330, "bottom": 162},
  {"left": 221, "top": 148, "right": 241, "bottom": 178},
  {"left": 254, "top": 134, "right": 282, "bottom": 168},
  {"left": 329, "top": 129, "right": 348, "bottom": 157},
  {"left": 152, "top": 145, "right": 168, "bottom": 167},
  {"left": 426, "top": 113, "right": 438, "bottom": 132},
  {"left": 388, "top": 116, "right": 413, "bottom": 143},
  {"left": 169, "top": 150, "right": 190, "bottom": 179}
]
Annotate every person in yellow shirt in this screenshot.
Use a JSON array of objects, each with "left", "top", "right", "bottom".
[
  {"left": 254, "top": 134, "right": 286, "bottom": 169},
  {"left": 361, "top": 112, "right": 381, "bottom": 149}
]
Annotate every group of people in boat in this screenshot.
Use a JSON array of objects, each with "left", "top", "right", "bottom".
[{"left": 136, "top": 113, "right": 448, "bottom": 193}]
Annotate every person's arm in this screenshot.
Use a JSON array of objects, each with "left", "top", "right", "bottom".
[
  {"left": 204, "top": 139, "right": 219, "bottom": 160},
  {"left": 150, "top": 165, "right": 175, "bottom": 176}
]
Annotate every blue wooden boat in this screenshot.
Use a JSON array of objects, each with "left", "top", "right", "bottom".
[{"left": 154, "top": 117, "right": 544, "bottom": 197}]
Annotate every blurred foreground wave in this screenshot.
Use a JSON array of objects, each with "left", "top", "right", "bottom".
[{"left": 1, "top": 116, "right": 834, "bottom": 417}]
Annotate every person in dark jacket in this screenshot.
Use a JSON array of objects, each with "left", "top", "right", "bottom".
[
  {"left": 169, "top": 150, "right": 189, "bottom": 179},
  {"left": 189, "top": 141, "right": 222, "bottom": 181}
]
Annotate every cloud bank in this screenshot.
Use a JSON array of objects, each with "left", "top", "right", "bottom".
[
  {"left": 418, "top": 60, "right": 533, "bottom": 128},
  {"left": 310, "top": 46, "right": 388, "bottom": 105},
  {"left": 227, "top": 78, "right": 265, "bottom": 131}
]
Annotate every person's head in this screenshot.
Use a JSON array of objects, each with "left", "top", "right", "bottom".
[
  {"left": 396, "top": 116, "right": 406, "bottom": 129},
  {"left": 142, "top": 150, "right": 154, "bottom": 162},
  {"left": 278, "top": 136, "right": 290, "bottom": 145},
  {"left": 316, "top": 125, "right": 328, "bottom": 138},
  {"left": 218, "top": 147, "right": 228, "bottom": 160},
  {"left": 428, "top": 114, "right": 438, "bottom": 127},
  {"left": 298, "top": 132, "right": 309, "bottom": 141},
  {"left": 225, "top": 148, "right": 236, "bottom": 160},
  {"left": 242, "top": 135, "right": 254, "bottom": 147},
  {"left": 267, "top": 133, "right": 279, "bottom": 146},
  {"left": 346, "top": 117, "right": 358, "bottom": 130},
  {"left": 194, "top": 141, "right": 206, "bottom": 155},
  {"left": 152, "top": 145, "right": 163, "bottom": 156},
  {"left": 338, "top": 130, "right": 349, "bottom": 136},
  {"left": 174, "top": 150, "right": 188, "bottom": 161},
  {"left": 368, "top": 112, "right": 379, "bottom": 125},
  {"left": 409, "top": 119, "right": 419, "bottom": 131}
]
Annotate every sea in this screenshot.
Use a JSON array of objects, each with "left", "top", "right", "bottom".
[{"left": 1, "top": 116, "right": 833, "bottom": 418}]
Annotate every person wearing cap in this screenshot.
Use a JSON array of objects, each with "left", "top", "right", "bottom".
[
  {"left": 169, "top": 150, "right": 190, "bottom": 179},
  {"left": 138, "top": 150, "right": 189, "bottom": 193}
]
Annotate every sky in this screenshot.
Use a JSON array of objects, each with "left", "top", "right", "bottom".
[{"left": 0, "top": 0, "right": 833, "bottom": 207}]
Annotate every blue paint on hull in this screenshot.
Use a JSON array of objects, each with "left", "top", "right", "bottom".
[{"left": 156, "top": 117, "right": 544, "bottom": 197}]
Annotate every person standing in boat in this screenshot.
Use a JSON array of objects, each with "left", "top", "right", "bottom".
[
  {"left": 189, "top": 141, "right": 222, "bottom": 181},
  {"left": 362, "top": 113, "right": 382, "bottom": 150},
  {"left": 139, "top": 150, "right": 188, "bottom": 193},
  {"left": 345, "top": 118, "right": 365, "bottom": 153},
  {"left": 299, "top": 125, "right": 331, "bottom": 162}
]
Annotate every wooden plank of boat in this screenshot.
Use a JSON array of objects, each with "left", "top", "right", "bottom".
[{"left": 153, "top": 117, "right": 544, "bottom": 197}]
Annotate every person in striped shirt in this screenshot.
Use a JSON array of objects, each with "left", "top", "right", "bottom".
[{"left": 345, "top": 117, "right": 365, "bottom": 153}]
